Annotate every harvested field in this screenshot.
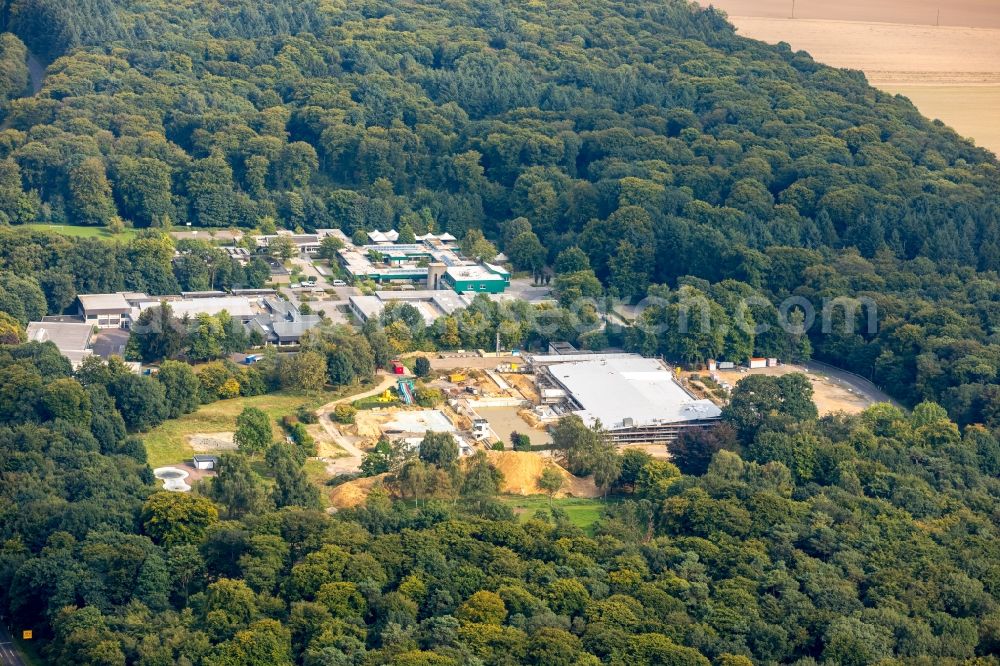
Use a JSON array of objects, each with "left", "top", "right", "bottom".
[
  {"left": 697, "top": 2, "right": 1000, "bottom": 154},
  {"left": 486, "top": 451, "right": 599, "bottom": 498},
  {"left": 699, "top": 0, "right": 1000, "bottom": 29}
]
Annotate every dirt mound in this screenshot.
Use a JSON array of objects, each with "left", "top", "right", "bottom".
[
  {"left": 328, "top": 473, "right": 390, "bottom": 509},
  {"left": 188, "top": 431, "right": 236, "bottom": 451},
  {"left": 486, "top": 451, "right": 599, "bottom": 498}
]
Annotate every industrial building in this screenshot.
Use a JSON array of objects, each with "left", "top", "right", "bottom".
[
  {"left": 336, "top": 230, "right": 510, "bottom": 295},
  {"left": 531, "top": 353, "right": 721, "bottom": 443}
]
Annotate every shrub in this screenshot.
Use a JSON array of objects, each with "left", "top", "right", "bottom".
[
  {"left": 414, "top": 356, "right": 431, "bottom": 377},
  {"left": 415, "top": 387, "right": 443, "bottom": 408},
  {"left": 333, "top": 403, "right": 357, "bottom": 424},
  {"left": 296, "top": 406, "right": 318, "bottom": 424},
  {"left": 511, "top": 432, "right": 532, "bottom": 452}
]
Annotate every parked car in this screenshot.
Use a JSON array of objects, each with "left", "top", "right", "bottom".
[{"left": 332, "top": 279, "right": 347, "bottom": 287}]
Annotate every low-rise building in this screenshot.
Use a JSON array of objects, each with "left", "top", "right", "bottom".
[
  {"left": 349, "top": 290, "right": 481, "bottom": 326},
  {"left": 139, "top": 295, "right": 259, "bottom": 321},
  {"left": 442, "top": 263, "right": 510, "bottom": 294},
  {"left": 336, "top": 230, "right": 510, "bottom": 295},
  {"left": 77, "top": 293, "right": 131, "bottom": 329},
  {"left": 532, "top": 353, "right": 722, "bottom": 443},
  {"left": 349, "top": 295, "right": 385, "bottom": 324},
  {"left": 192, "top": 455, "right": 219, "bottom": 470},
  {"left": 25, "top": 321, "right": 95, "bottom": 368}
]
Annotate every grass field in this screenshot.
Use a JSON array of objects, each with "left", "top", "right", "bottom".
[
  {"left": 19, "top": 222, "right": 140, "bottom": 241},
  {"left": 500, "top": 495, "right": 615, "bottom": 533},
  {"left": 143, "top": 392, "right": 323, "bottom": 468}
]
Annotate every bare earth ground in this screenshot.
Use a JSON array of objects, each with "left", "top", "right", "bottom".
[
  {"left": 716, "top": 363, "right": 893, "bottom": 415},
  {"left": 697, "top": 1, "right": 1000, "bottom": 154},
  {"left": 188, "top": 431, "right": 236, "bottom": 452}
]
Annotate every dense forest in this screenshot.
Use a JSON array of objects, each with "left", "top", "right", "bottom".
[
  {"left": 0, "top": 0, "right": 996, "bottom": 268},
  {"left": 1, "top": 339, "right": 999, "bottom": 664},
  {"left": 2, "top": 0, "right": 1000, "bottom": 663}
]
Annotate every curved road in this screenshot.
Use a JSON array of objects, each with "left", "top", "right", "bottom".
[
  {"left": 803, "top": 360, "right": 901, "bottom": 408},
  {"left": 315, "top": 372, "right": 399, "bottom": 474}
]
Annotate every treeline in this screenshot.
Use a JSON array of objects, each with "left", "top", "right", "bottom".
[
  {"left": 2, "top": 343, "right": 998, "bottom": 664},
  {"left": 0, "top": 229, "right": 269, "bottom": 323}
]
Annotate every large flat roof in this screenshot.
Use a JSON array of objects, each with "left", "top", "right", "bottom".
[
  {"left": 349, "top": 295, "right": 384, "bottom": 321},
  {"left": 445, "top": 265, "right": 506, "bottom": 282},
  {"left": 26, "top": 321, "right": 95, "bottom": 367},
  {"left": 78, "top": 293, "right": 131, "bottom": 313},
  {"left": 545, "top": 355, "right": 721, "bottom": 430},
  {"left": 140, "top": 296, "right": 258, "bottom": 319}
]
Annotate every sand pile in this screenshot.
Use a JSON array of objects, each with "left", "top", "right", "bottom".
[
  {"left": 329, "top": 473, "right": 390, "bottom": 509},
  {"left": 486, "top": 451, "right": 599, "bottom": 498}
]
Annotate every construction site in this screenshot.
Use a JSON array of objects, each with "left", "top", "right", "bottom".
[{"left": 331, "top": 352, "right": 723, "bottom": 465}]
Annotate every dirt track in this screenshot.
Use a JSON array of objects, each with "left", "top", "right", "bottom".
[
  {"left": 315, "top": 373, "right": 399, "bottom": 474},
  {"left": 716, "top": 362, "right": 896, "bottom": 416}
]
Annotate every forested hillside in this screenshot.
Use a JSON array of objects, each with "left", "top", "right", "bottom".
[
  {"left": 1, "top": 340, "right": 999, "bottom": 664},
  {"left": 0, "top": 0, "right": 997, "bottom": 271},
  {"left": 2, "top": 0, "right": 1000, "bottom": 663}
]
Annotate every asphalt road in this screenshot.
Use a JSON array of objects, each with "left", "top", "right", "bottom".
[{"left": 0, "top": 625, "right": 27, "bottom": 666}]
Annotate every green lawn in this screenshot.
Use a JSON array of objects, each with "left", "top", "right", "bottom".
[
  {"left": 143, "top": 392, "right": 323, "bottom": 468},
  {"left": 500, "top": 495, "right": 614, "bottom": 533},
  {"left": 20, "top": 222, "right": 140, "bottom": 241}
]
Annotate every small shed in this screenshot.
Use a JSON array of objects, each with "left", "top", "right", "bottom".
[
  {"left": 192, "top": 455, "right": 219, "bottom": 470},
  {"left": 748, "top": 357, "right": 767, "bottom": 369},
  {"left": 766, "top": 357, "right": 779, "bottom": 367}
]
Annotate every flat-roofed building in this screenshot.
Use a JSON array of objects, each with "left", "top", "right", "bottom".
[
  {"left": 442, "top": 263, "right": 510, "bottom": 294},
  {"left": 534, "top": 353, "right": 721, "bottom": 443},
  {"left": 349, "top": 295, "right": 384, "bottom": 324},
  {"left": 139, "top": 296, "right": 258, "bottom": 321},
  {"left": 77, "top": 293, "right": 132, "bottom": 329}
]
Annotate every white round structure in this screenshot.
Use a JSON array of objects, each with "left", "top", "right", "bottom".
[{"left": 153, "top": 466, "right": 191, "bottom": 492}]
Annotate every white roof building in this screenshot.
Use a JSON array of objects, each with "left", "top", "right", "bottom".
[
  {"left": 139, "top": 296, "right": 258, "bottom": 320},
  {"left": 537, "top": 354, "right": 722, "bottom": 443},
  {"left": 367, "top": 230, "right": 400, "bottom": 244}
]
